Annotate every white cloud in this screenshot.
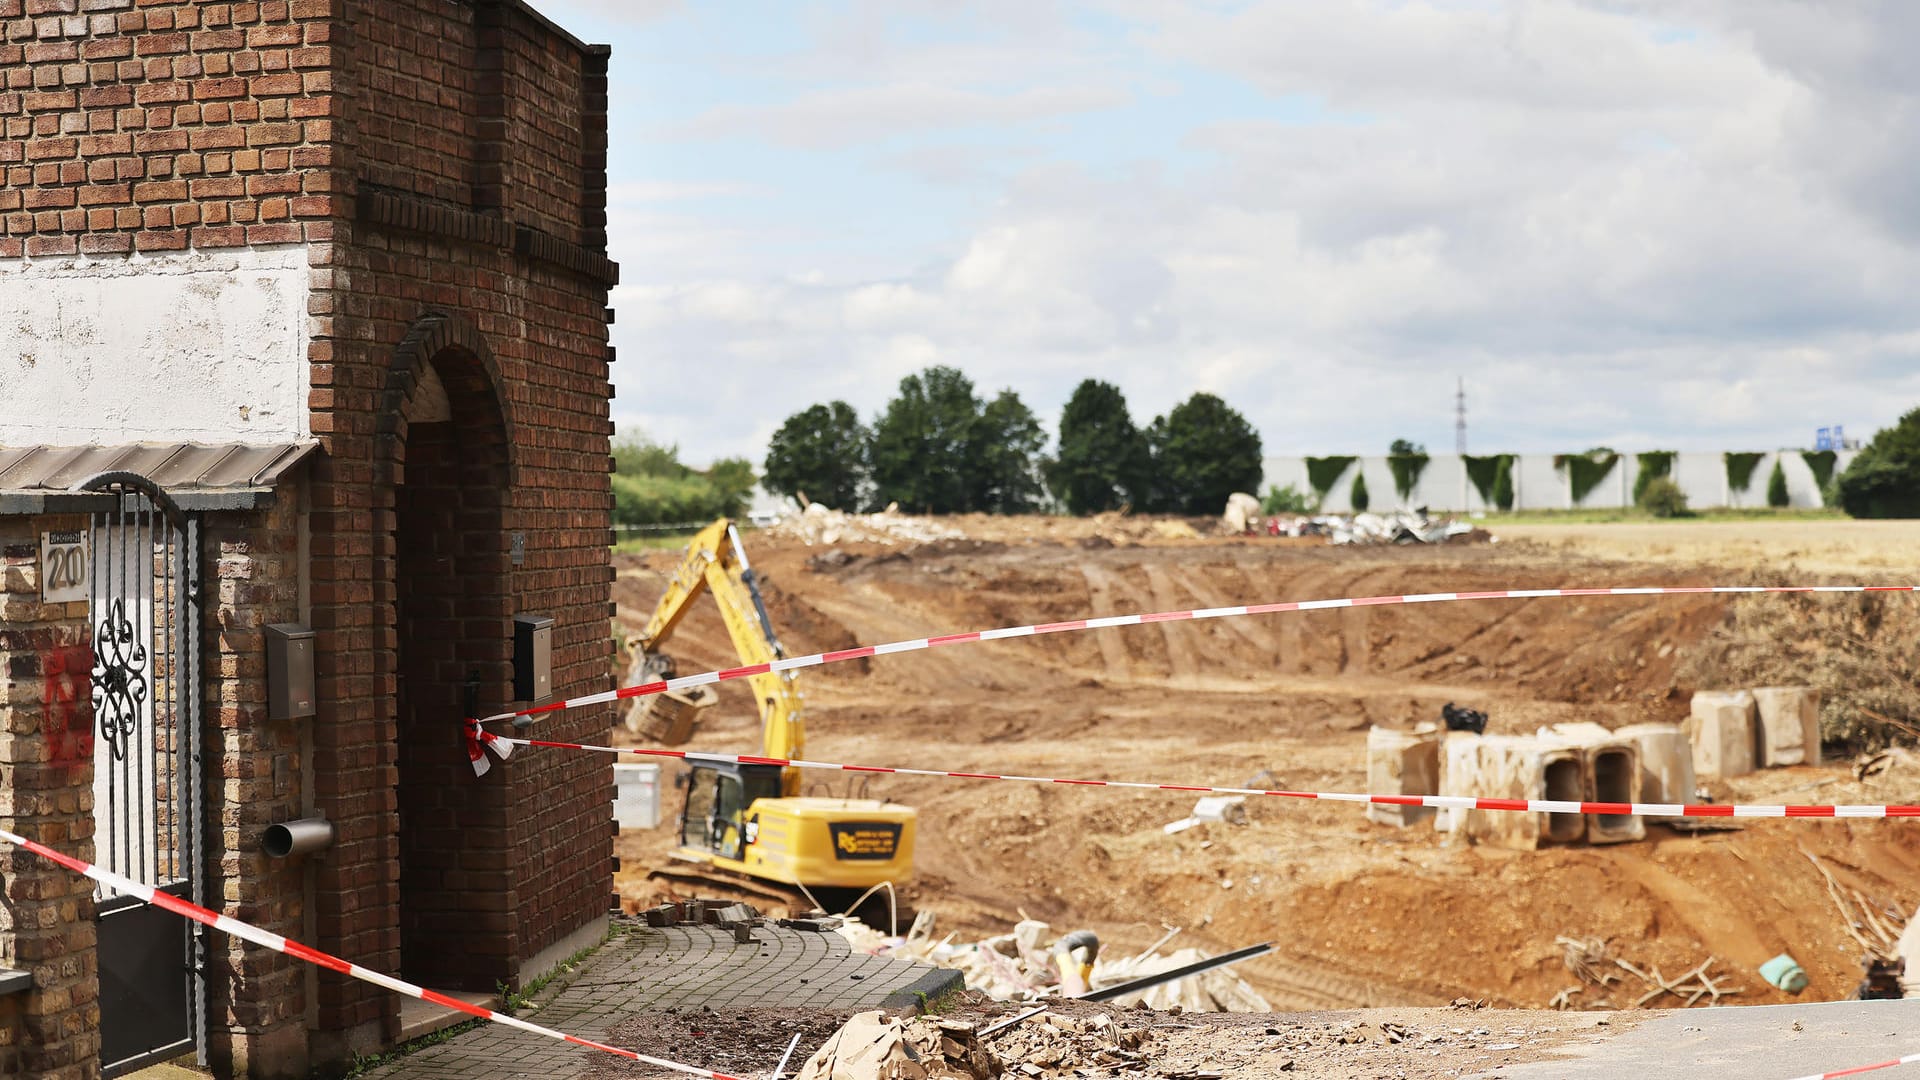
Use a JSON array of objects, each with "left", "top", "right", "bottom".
[{"left": 606, "top": 0, "right": 1920, "bottom": 467}]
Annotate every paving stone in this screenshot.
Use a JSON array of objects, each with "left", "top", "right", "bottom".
[{"left": 363, "top": 920, "right": 961, "bottom": 1080}]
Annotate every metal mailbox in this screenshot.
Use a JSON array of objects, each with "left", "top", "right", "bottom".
[
  {"left": 265, "top": 623, "right": 316, "bottom": 720},
  {"left": 514, "top": 614, "right": 554, "bottom": 702}
]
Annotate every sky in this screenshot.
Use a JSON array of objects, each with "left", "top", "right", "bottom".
[{"left": 532, "top": 0, "right": 1920, "bottom": 469}]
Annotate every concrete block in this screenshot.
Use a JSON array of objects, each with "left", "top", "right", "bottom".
[
  {"left": 1752, "top": 687, "right": 1821, "bottom": 767},
  {"left": 1687, "top": 690, "right": 1756, "bottom": 779},
  {"left": 1616, "top": 722, "right": 1696, "bottom": 805},
  {"left": 1539, "top": 723, "right": 1645, "bottom": 844},
  {"left": 1440, "top": 732, "right": 1562, "bottom": 850},
  {"left": 1365, "top": 725, "right": 1442, "bottom": 827}
]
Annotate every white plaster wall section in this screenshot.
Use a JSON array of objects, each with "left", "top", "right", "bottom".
[{"left": 0, "top": 244, "right": 311, "bottom": 445}]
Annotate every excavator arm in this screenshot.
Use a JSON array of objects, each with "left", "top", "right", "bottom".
[{"left": 635, "top": 519, "right": 806, "bottom": 796}]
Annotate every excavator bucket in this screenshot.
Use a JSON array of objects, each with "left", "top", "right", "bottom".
[
  {"left": 633, "top": 684, "right": 718, "bottom": 745},
  {"left": 619, "top": 650, "right": 717, "bottom": 744}
]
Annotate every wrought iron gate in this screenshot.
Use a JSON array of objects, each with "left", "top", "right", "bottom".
[{"left": 81, "top": 472, "right": 205, "bottom": 1077}]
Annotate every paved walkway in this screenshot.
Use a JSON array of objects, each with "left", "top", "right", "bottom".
[
  {"left": 365, "top": 920, "right": 960, "bottom": 1080},
  {"left": 1474, "top": 997, "right": 1920, "bottom": 1080}
]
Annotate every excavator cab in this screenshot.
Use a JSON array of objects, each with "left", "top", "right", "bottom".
[{"left": 677, "top": 762, "right": 783, "bottom": 862}]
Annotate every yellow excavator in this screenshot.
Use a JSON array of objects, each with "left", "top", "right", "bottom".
[{"left": 630, "top": 518, "right": 915, "bottom": 901}]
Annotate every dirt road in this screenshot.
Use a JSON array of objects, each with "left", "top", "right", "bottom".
[{"left": 606, "top": 520, "right": 1920, "bottom": 1014}]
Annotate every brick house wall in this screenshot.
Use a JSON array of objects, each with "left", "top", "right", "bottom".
[
  {"left": 1, "top": 0, "right": 616, "bottom": 1074},
  {"left": 0, "top": 514, "right": 101, "bottom": 1080}
]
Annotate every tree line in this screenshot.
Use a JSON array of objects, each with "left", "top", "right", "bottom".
[{"left": 761, "top": 367, "right": 1263, "bottom": 516}]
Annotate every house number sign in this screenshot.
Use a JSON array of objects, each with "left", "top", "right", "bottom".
[{"left": 40, "top": 531, "right": 88, "bottom": 604}]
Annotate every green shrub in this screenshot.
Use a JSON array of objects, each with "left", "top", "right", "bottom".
[
  {"left": 1350, "top": 471, "right": 1370, "bottom": 513},
  {"left": 1491, "top": 455, "right": 1515, "bottom": 511},
  {"left": 1262, "top": 484, "right": 1314, "bottom": 514},
  {"left": 1766, "top": 460, "right": 1789, "bottom": 508},
  {"left": 1637, "top": 476, "right": 1690, "bottom": 518},
  {"left": 1633, "top": 450, "right": 1677, "bottom": 503}
]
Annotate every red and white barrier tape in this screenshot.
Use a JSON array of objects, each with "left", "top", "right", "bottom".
[
  {"left": 1787, "top": 1053, "right": 1920, "bottom": 1080},
  {"left": 0, "top": 825, "right": 745, "bottom": 1080},
  {"left": 473, "top": 728, "right": 1920, "bottom": 819},
  {"left": 475, "top": 584, "right": 1917, "bottom": 728}
]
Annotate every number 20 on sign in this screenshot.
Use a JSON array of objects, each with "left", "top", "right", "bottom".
[{"left": 40, "top": 531, "right": 87, "bottom": 604}]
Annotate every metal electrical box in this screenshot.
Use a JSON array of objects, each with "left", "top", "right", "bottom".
[
  {"left": 265, "top": 623, "right": 316, "bottom": 720},
  {"left": 514, "top": 614, "right": 554, "bottom": 702}
]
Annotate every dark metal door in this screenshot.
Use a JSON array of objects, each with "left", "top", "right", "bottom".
[{"left": 82, "top": 473, "right": 205, "bottom": 1077}]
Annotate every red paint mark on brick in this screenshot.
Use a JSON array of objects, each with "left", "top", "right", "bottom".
[{"left": 43, "top": 644, "right": 93, "bottom": 768}]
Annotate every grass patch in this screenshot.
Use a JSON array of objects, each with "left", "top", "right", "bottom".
[{"left": 1488, "top": 507, "right": 1846, "bottom": 525}]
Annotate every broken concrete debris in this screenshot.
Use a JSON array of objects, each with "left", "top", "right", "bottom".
[
  {"left": 792, "top": 1011, "right": 998, "bottom": 1080},
  {"left": 834, "top": 914, "right": 1266, "bottom": 1014},
  {"left": 768, "top": 502, "right": 967, "bottom": 547},
  {"left": 1266, "top": 509, "right": 1485, "bottom": 546},
  {"left": 1162, "top": 796, "right": 1250, "bottom": 835},
  {"left": 1220, "top": 492, "right": 1262, "bottom": 535},
  {"left": 794, "top": 1009, "right": 1154, "bottom": 1080}
]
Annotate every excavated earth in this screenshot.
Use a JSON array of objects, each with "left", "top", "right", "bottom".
[{"left": 606, "top": 520, "right": 1920, "bottom": 1026}]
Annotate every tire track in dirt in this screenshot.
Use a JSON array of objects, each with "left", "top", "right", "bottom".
[
  {"left": 1170, "top": 560, "right": 1283, "bottom": 657},
  {"left": 1079, "top": 564, "right": 1134, "bottom": 683},
  {"left": 1141, "top": 563, "right": 1203, "bottom": 689}
]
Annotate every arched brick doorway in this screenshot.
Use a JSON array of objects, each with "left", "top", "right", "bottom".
[{"left": 383, "top": 313, "right": 518, "bottom": 990}]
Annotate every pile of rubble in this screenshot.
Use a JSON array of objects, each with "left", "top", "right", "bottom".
[
  {"left": 765, "top": 502, "right": 966, "bottom": 547},
  {"left": 1266, "top": 510, "right": 1484, "bottom": 546},
  {"left": 792, "top": 1009, "right": 1153, "bottom": 1080},
  {"left": 835, "top": 914, "right": 1267, "bottom": 1013}
]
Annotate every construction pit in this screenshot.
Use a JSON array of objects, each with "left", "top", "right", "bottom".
[{"left": 600, "top": 515, "right": 1920, "bottom": 1055}]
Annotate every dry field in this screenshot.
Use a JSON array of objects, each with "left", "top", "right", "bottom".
[{"left": 601, "top": 515, "right": 1920, "bottom": 1020}]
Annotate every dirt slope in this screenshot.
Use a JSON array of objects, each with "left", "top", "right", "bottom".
[{"left": 608, "top": 527, "right": 1920, "bottom": 1012}]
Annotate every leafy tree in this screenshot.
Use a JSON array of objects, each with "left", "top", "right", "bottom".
[
  {"left": 1389, "top": 438, "right": 1425, "bottom": 457},
  {"left": 1045, "top": 379, "right": 1149, "bottom": 515},
  {"left": 613, "top": 434, "right": 688, "bottom": 479},
  {"left": 1767, "top": 460, "right": 1790, "bottom": 508},
  {"left": 970, "top": 390, "right": 1047, "bottom": 514},
  {"left": 706, "top": 457, "right": 758, "bottom": 517},
  {"left": 1142, "top": 393, "right": 1263, "bottom": 515},
  {"left": 763, "top": 401, "right": 869, "bottom": 510},
  {"left": 1835, "top": 406, "right": 1920, "bottom": 518},
  {"left": 1492, "top": 455, "right": 1515, "bottom": 511},
  {"left": 1350, "top": 470, "right": 1370, "bottom": 513},
  {"left": 869, "top": 366, "right": 980, "bottom": 514}
]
